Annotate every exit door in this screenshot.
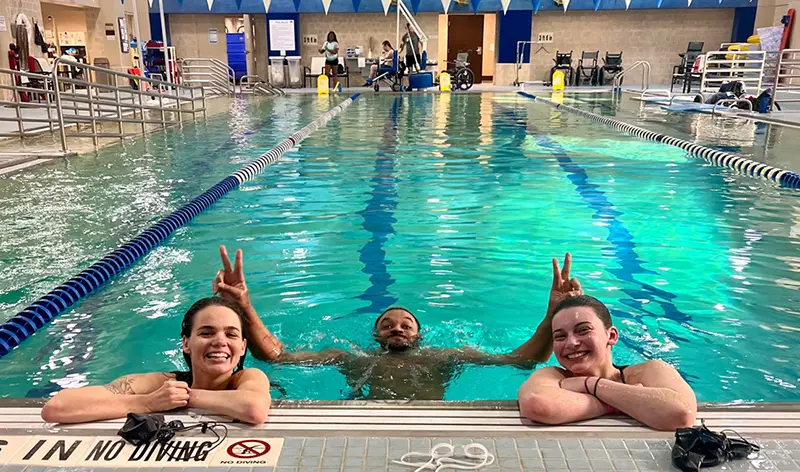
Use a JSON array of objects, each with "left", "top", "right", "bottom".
[{"left": 447, "top": 15, "right": 484, "bottom": 83}]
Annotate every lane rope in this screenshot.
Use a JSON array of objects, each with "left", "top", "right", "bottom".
[
  {"left": 518, "top": 91, "right": 800, "bottom": 189},
  {"left": 0, "top": 94, "right": 362, "bottom": 359}
]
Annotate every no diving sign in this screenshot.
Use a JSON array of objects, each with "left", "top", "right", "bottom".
[
  {"left": 212, "top": 438, "right": 283, "bottom": 466},
  {"left": 0, "top": 436, "right": 283, "bottom": 468}
]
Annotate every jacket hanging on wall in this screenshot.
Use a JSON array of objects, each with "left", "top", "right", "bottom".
[{"left": 34, "top": 22, "right": 47, "bottom": 54}]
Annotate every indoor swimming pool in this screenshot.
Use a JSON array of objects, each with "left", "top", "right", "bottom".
[{"left": 0, "top": 92, "right": 798, "bottom": 403}]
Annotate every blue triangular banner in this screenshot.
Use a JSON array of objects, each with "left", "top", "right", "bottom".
[
  {"left": 176, "top": 0, "right": 183, "bottom": 5},
  {"left": 411, "top": 0, "right": 421, "bottom": 13},
  {"left": 235, "top": 0, "right": 243, "bottom": 8},
  {"left": 593, "top": 0, "right": 600, "bottom": 9},
  {"left": 294, "top": 0, "right": 301, "bottom": 11},
  {"left": 532, "top": 0, "right": 541, "bottom": 13},
  {"left": 471, "top": 0, "right": 480, "bottom": 13},
  {"left": 353, "top": 0, "right": 361, "bottom": 10}
]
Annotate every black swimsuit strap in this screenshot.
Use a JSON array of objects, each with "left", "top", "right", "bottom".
[{"left": 613, "top": 364, "right": 629, "bottom": 384}]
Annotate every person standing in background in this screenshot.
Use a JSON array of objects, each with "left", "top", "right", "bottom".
[
  {"left": 399, "top": 23, "right": 421, "bottom": 72},
  {"left": 319, "top": 31, "right": 340, "bottom": 90}
]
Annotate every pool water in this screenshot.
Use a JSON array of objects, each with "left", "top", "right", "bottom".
[{"left": 1, "top": 93, "right": 798, "bottom": 402}]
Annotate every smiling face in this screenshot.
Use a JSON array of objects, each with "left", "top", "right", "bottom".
[
  {"left": 552, "top": 306, "right": 618, "bottom": 376},
  {"left": 182, "top": 305, "right": 247, "bottom": 378},
  {"left": 375, "top": 309, "right": 420, "bottom": 352}
]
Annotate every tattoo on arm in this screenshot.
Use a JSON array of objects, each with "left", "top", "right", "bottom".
[{"left": 104, "top": 376, "right": 136, "bottom": 395}]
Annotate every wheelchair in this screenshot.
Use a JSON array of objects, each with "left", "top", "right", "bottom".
[
  {"left": 575, "top": 51, "right": 599, "bottom": 86},
  {"left": 548, "top": 51, "right": 574, "bottom": 86},
  {"left": 598, "top": 52, "right": 624, "bottom": 86}
]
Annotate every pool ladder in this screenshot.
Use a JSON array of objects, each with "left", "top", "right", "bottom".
[{"left": 612, "top": 60, "right": 652, "bottom": 95}]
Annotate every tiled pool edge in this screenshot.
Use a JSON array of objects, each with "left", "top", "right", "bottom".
[{"left": 2, "top": 400, "right": 799, "bottom": 471}]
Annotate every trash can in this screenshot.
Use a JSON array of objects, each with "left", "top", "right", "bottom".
[
  {"left": 269, "top": 56, "right": 286, "bottom": 87},
  {"left": 93, "top": 57, "right": 114, "bottom": 86},
  {"left": 286, "top": 56, "right": 302, "bottom": 88}
]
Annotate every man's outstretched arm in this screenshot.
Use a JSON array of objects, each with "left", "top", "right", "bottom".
[{"left": 447, "top": 253, "right": 582, "bottom": 367}]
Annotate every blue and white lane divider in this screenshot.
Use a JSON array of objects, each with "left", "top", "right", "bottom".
[
  {"left": 0, "top": 94, "right": 361, "bottom": 359},
  {"left": 518, "top": 92, "right": 800, "bottom": 189}
]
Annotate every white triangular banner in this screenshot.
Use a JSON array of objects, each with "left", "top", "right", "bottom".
[
  {"left": 441, "top": 0, "right": 451, "bottom": 12},
  {"left": 382, "top": 0, "right": 392, "bottom": 14},
  {"left": 562, "top": 0, "right": 569, "bottom": 11},
  {"left": 500, "top": 0, "right": 510, "bottom": 13},
  {"left": 624, "top": 0, "right": 630, "bottom": 8},
  {"left": 263, "top": 0, "right": 271, "bottom": 12},
  {"left": 687, "top": 0, "right": 691, "bottom": 5},
  {"left": 322, "top": 0, "right": 332, "bottom": 13},
  {"left": 148, "top": 0, "right": 153, "bottom": 6},
  {"left": 206, "top": 0, "right": 214, "bottom": 10}
]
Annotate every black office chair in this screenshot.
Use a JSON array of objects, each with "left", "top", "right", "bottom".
[
  {"left": 575, "top": 51, "right": 600, "bottom": 86},
  {"left": 599, "top": 52, "right": 623, "bottom": 85}
]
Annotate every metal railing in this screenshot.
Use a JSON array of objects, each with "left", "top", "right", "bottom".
[
  {"left": 711, "top": 98, "right": 753, "bottom": 115},
  {"left": 179, "top": 58, "right": 235, "bottom": 96},
  {"left": 771, "top": 49, "right": 800, "bottom": 111},
  {"left": 240, "top": 74, "right": 285, "bottom": 96},
  {"left": 700, "top": 50, "right": 765, "bottom": 95},
  {"left": 612, "top": 60, "right": 651, "bottom": 94},
  {"left": 0, "top": 59, "right": 207, "bottom": 152}
]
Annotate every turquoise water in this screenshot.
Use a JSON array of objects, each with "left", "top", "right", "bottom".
[{"left": 0, "top": 93, "right": 798, "bottom": 402}]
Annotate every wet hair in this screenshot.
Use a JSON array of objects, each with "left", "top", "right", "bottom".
[
  {"left": 327, "top": 31, "right": 337, "bottom": 42},
  {"left": 180, "top": 297, "right": 248, "bottom": 382},
  {"left": 374, "top": 306, "right": 421, "bottom": 331},
  {"left": 552, "top": 295, "right": 613, "bottom": 329},
  {"left": 382, "top": 40, "right": 393, "bottom": 49}
]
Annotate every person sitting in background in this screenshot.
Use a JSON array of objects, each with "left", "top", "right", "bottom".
[
  {"left": 211, "top": 246, "right": 582, "bottom": 400},
  {"left": 517, "top": 295, "right": 697, "bottom": 431},
  {"left": 366, "top": 40, "right": 395, "bottom": 84},
  {"left": 41, "top": 298, "right": 271, "bottom": 425}
]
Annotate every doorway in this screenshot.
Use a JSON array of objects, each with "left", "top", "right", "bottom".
[{"left": 447, "top": 15, "right": 484, "bottom": 83}]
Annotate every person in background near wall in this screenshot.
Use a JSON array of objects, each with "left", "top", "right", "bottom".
[
  {"left": 517, "top": 295, "right": 697, "bottom": 431},
  {"left": 319, "top": 31, "right": 340, "bottom": 90},
  {"left": 41, "top": 297, "right": 271, "bottom": 425},
  {"left": 399, "top": 23, "right": 421, "bottom": 73},
  {"left": 365, "top": 40, "right": 395, "bottom": 85}
]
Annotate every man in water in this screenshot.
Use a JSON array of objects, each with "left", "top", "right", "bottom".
[{"left": 212, "top": 246, "right": 581, "bottom": 400}]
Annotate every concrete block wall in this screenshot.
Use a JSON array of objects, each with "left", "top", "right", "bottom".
[
  {"left": 497, "top": 8, "right": 735, "bottom": 86},
  {"left": 298, "top": 12, "right": 440, "bottom": 72}
]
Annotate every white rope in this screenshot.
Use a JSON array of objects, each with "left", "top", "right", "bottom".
[{"left": 392, "top": 443, "right": 495, "bottom": 472}]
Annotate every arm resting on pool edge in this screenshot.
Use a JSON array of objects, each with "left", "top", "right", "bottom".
[
  {"left": 188, "top": 368, "right": 271, "bottom": 425},
  {"left": 592, "top": 360, "right": 697, "bottom": 431},
  {"left": 517, "top": 367, "right": 609, "bottom": 424},
  {"left": 40, "top": 372, "right": 179, "bottom": 424}
]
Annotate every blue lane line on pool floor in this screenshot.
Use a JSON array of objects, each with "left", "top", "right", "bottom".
[
  {"left": 352, "top": 97, "right": 402, "bottom": 316},
  {"left": 500, "top": 106, "right": 693, "bottom": 332}
]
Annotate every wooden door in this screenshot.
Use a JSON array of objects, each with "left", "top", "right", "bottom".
[{"left": 447, "top": 15, "right": 484, "bottom": 83}]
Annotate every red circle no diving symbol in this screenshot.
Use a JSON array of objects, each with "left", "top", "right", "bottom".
[{"left": 227, "top": 439, "right": 271, "bottom": 459}]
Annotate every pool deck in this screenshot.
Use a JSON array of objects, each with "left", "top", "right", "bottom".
[
  {"left": 3, "top": 83, "right": 800, "bottom": 177},
  {"left": 1, "top": 399, "right": 799, "bottom": 471}
]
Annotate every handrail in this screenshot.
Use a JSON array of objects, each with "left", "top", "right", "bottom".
[
  {"left": 0, "top": 57, "right": 207, "bottom": 152},
  {"left": 711, "top": 98, "right": 752, "bottom": 115},
  {"left": 179, "top": 57, "right": 235, "bottom": 95},
  {"left": 241, "top": 75, "right": 285, "bottom": 96},
  {"left": 612, "top": 60, "right": 650, "bottom": 93}
]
